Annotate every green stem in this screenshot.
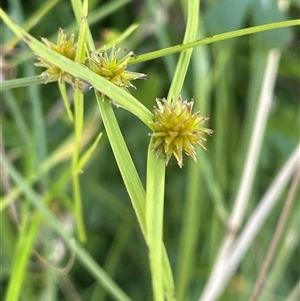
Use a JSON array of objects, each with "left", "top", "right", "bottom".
[
  {"left": 4, "top": 0, "right": 59, "bottom": 53},
  {"left": 5, "top": 212, "right": 43, "bottom": 301},
  {"left": 96, "top": 95, "right": 175, "bottom": 299},
  {"left": 129, "top": 19, "right": 300, "bottom": 64},
  {"left": 146, "top": 139, "right": 166, "bottom": 301},
  {"left": 72, "top": 80, "right": 86, "bottom": 242},
  {"left": 58, "top": 80, "right": 74, "bottom": 121},
  {"left": 96, "top": 95, "right": 146, "bottom": 227},
  {"left": 2, "top": 155, "right": 132, "bottom": 301},
  {"left": 167, "top": 0, "right": 199, "bottom": 101},
  {"left": 1, "top": 76, "right": 45, "bottom": 90},
  {"left": 175, "top": 160, "right": 202, "bottom": 301}
]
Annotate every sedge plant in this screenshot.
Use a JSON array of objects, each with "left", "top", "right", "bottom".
[{"left": 1, "top": 0, "right": 299, "bottom": 301}]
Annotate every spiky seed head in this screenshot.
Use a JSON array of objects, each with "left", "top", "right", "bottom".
[
  {"left": 35, "top": 28, "right": 77, "bottom": 84},
  {"left": 149, "top": 96, "right": 213, "bottom": 168},
  {"left": 86, "top": 46, "right": 147, "bottom": 92}
]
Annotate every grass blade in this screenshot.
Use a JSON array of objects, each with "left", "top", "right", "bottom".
[{"left": 146, "top": 139, "right": 166, "bottom": 301}]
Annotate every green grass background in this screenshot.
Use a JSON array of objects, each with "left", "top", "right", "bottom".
[{"left": 1, "top": 0, "right": 299, "bottom": 300}]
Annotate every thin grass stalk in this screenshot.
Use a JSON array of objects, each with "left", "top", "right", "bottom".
[
  {"left": 2, "top": 10, "right": 297, "bottom": 127},
  {"left": 258, "top": 208, "right": 300, "bottom": 301},
  {"left": 71, "top": 0, "right": 94, "bottom": 51},
  {"left": 198, "top": 143, "right": 300, "bottom": 301},
  {"left": 2, "top": 89, "right": 31, "bottom": 146},
  {"left": 90, "top": 221, "right": 133, "bottom": 301},
  {"left": 0, "top": 110, "right": 101, "bottom": 213},
  {"left": 286, "top": 280, "right": 300, "bottom": 301},
  {"left": 72, "top": 81, "right": 86, "bottom": 242},
  {"left": 200, "top": 49, "right": 281, "bottom": 300},
  {"left": 146, "top": 140, "right": 166, "bottom": 301},
  {"left": 1, "top": 10, "right": 153, "bottom": 125},
  {"left": 1, "top": 76, "right": 45, "bottom": 90},
  {"left": 176, "top": 160, "right": 202, "bottom": 301},
  {"left": 96, "top": 95, "right": 175, "bottom": 299},
  {"left": 129, "top": 20, "right": 300, "bottom": 64},
  {"left": 7, "top": 0, "right": 48, "bottom": 188},
  {"left": 2, "top": 154, "right": 133, "bottom": 301},
  {"left": 70, "top": 0, "right": 89, "bottom": 242},
  {"left": 230, "top": 49, "right": 281, "bottom": 233},
  {"left": 167, "top": 0, "right": 199, "bottom": 102},
  {"left": 5, "top": 212, "right": 43, "bottom": 301},
  {"left": 58, "top": 80, "right": 74, "bottom": 121},
  {"left": 98, "top": 23, "right": 139, "bottom": 51},
  {"left": 147, "top": 0, "right": 176, "bottom": 79},
  {"left": 51, "top": 0, "right": 133, "bottom": 42},
  {"left": 249, "top": 168, "right": 300, "bottom": 301},
  {"left": 95, "top": 95, "right": 146, "bottom": 229},
  {"left": 4, "top": 0, "right": 59, "bottom": 53},
  {"left": 44, "top": 266, "right": 58, "bottom": 300},
  {"left": 166, "top": 0, "right": 199, "bottom": 299},
  {"left": 212, "top": 49, "right": 232, "bottom": 192},
  {"left": 232, "top": 49, "right": 269, "bottom": 205},
  {"left": 175, "top": 24, "right": 211, "bottom": 299},
  {"left": 71, "top": 0, "right": 82, "bottom": 25}
]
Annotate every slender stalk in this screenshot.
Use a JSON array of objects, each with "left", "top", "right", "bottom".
[
  {"left": 167, "top": 0, "right": 199, "bottom": 102},
  {"left": 72, "top": 80, "right": 86, "bottom": 242},
  {"left": 70, "top": 0, "right": 89, "bottom": 242},
  {"left": 4, "top": 0, "right": 59, "bottom": 53},
  {"left": 129, "top": 20, "right": 300, "bottom": 64},
  {"left": 2, "top": 154, "right": 133, "bottom": 301},
  {"left": 146, "top": 0, "right": 176, "bottom": 79},
  {"left": 258, "top": 208, "right": 300, "bottom": 301},
  {"left": 198, "top": 143, "right": 300, "bottom": 301},
  {"left": 249, "top": 168, "right": 300, "bottom": 301},
  {"left": 5, "top": 212, "right": 43, "bottom": 301},
  {"left": 176, "top": 160, "right": 201, "bottom": 301},
  {"left": 58, "top": 80, "right": 74, "bottom": 121},
  {"left": 96, "top": 95, "right": 175, "bottom": 299},
  {"left": 96, "top": 95, "right": 146, "bottom": 229},
  {"left": 286, "top": 280, "right": 300, "bottom": 301},
  {"left": 171, "top": 1, "right": 200, "bottom": 299},
  {"left": 1, "top": 76, "right": 45, "bottom": 90},
  {"left": 231, "top": 49, "right": 281, "bottom": 231},
  {"left": 200, "top": 49, "right": 281, "bottom": 300},
  {"left": 0, "top": 9, "right": 153, "bottom": 126},
  {"left": 146, "top": 139, "right": 166, "bottom": 301}
]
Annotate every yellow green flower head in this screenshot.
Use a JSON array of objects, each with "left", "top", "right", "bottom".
[
  {"left": 86, "top": 46, "right": 147, "bottom": 91},
  {"left": 35, "top": 28, "right": 77, "bottom": 84},
  {"left": 150, "top": 96, "right": 213, "bottom": 168}
]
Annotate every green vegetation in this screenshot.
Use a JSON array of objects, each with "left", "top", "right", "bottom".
[{"left": 1, "top": 0, "right": 299, "bottom": 301}]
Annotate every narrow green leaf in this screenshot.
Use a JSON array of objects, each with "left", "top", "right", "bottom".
[
  {"left": 53, "top": 0, "right": 133, "bottom": 41},
  {"left": 70, "top": 0, "right": 83, "bottom": 25},
  {"left": 0, "top": 9, "right": 153, "bottom": 127},
  {"left": 58, "top": 80, "right": 74, "bottom": 121},
  {"left": 146, "top": 141, "right": 166, "bottom": 301},
  {"left": 72, "top": 80, "right": 86, "bottom": 242},
  {"left": 0, "top": 76, "right": 45, "bottom": 90},
  {"left": 98, "top": 23, "right": 140, "bottom": 51},
  {"left": 5, "top": 212, "right": 43, "bottom": 301},
  {"left": 77, "top": 132, "right": 103, "bottom": 170},
  {"left": 129, "top": 19, "right": 300, "bottom": 64},
  {"left": 167, "top": 0, "right": 199, "bottom": 101},
  {"left": 96, "top": 94, "right": 146, "bottom": 229},
  {"left": 96, "top": 95, "right": 176, "bottom": 299},
  {"left": 4, "top": 0, "right": 59, "bottom": 53},
  {"left": 2, "top": 155, "right": 133, "bottom": 301},
  {"left": 75, "top": 0, "right": 88, "bottom": 63}
]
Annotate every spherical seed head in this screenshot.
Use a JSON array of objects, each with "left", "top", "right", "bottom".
[
  {"left": 35, "top": 28, "right": 77, "bottom": 84},
  {"left": 150, "top": 96, "right": 213, "bottom": 168},
  {"left": 86, "top": 46, "right": 147, "bottom": 91}
]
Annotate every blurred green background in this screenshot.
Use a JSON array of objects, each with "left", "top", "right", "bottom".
[{"left": 1, "top": 0, "right": 299, "bottom": 300}]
